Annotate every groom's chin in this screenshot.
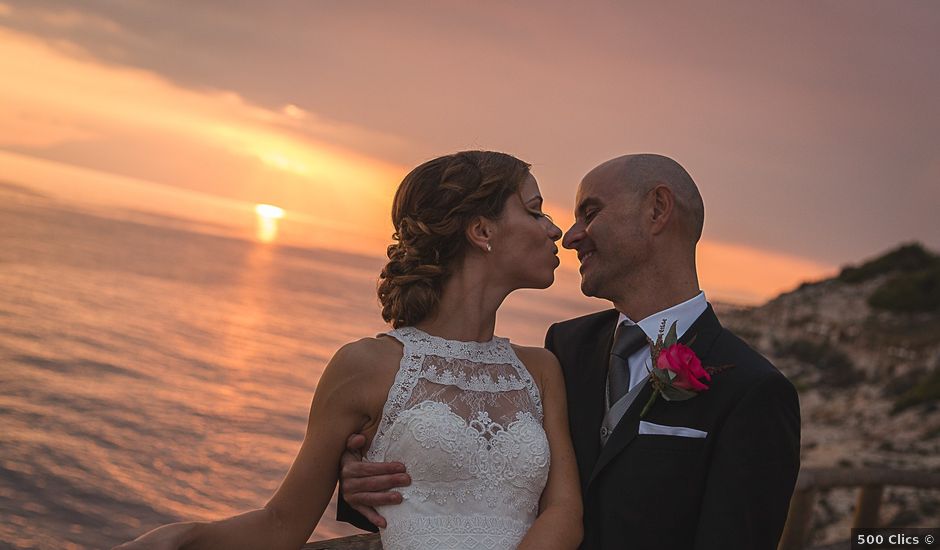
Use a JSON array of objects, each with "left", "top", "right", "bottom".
[
  {"left": 580, "top": 279, "right": 613, "bottom": 302},
  {"left": 579, "top": 276, "right": 598, "bottom": 298}
]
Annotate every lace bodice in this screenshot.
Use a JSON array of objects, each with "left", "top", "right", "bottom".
[{"left": 366, "top": 327, "right": 550, "bottom": 550}]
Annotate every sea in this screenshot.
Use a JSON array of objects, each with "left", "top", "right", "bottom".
[{"left": 0, "top": 181, "right": 599, "bottom": 549}]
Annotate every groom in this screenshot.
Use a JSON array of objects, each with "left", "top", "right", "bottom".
[{"left": 338, "top": 154, "right": 801, "bottom": 549}]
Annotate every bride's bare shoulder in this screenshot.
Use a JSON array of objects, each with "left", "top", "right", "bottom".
[
  {"left": 511, "top": 345, "right": 561, "bottom": 374},
  {"left": 510, "top": 344, "right": 562, "bottom": 391},
  {"left": 327, "top": 333, "right": 404, "bottom": 379},
  {"left": 316, "top": 335, "right": 403, "bottom": 420}
]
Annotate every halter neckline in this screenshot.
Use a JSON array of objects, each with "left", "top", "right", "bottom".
[{"left": 400, "top": 325, "right": 508, "bottom": 349}]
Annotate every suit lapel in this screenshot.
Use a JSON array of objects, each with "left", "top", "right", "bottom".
[
  {"left": 682, "top": 305, "right": 722, "bottom": 362},
  {"left": 571, "top": 311, "right": 618, "bottom": 491},
  {"left": 586, "top": 305, "right": 723, "bottom": 488}
]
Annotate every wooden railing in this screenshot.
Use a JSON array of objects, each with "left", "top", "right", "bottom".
[
  {"left": 303, "top": 533, "right": 380, "bottom": 549},
  {"left": 303, "top": 468, "right": 940, "bottom": 550},
  {"left": 778, "top": 467, "right": 940, "bottom": 550}
]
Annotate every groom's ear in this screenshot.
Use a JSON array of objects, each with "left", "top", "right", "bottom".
[
  {"left": 649, "top": 184, "right": 675, "bottom": 235},
  {"left": 465, "top": 216, "right": 494, "bottom": 253}
]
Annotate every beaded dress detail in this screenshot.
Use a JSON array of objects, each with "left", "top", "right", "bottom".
[{"left": 366, "top": 326, "right": 550, "bottom": 550}]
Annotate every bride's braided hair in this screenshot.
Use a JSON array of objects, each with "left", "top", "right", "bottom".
[{"left": 378, "top": 151, "right": 531, "bottom": 328}]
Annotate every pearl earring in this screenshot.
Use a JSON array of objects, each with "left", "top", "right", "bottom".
[{"left": 486, "top": 243, "right": 492, "bottom": 252}]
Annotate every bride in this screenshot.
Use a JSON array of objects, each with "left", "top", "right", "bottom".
[{"left": 115, "top": 151, "right": 583, "bottom": 550}]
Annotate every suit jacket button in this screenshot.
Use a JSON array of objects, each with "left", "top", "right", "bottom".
[{"left": 600, "top": 427, "right": 609, "bottom": 437}]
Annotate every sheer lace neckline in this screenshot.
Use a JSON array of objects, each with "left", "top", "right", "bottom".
[{"left": 394, "top": 326, "right": 510, "bottom": 356}]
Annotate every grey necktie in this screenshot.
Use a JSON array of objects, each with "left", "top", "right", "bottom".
[{"left": 608, "top": 322, "right": 649, "bottom": 405}]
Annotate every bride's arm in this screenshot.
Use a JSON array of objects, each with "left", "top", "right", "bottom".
[
  {"left": 114, "top": 341, "right": 378, "bottom": 550},
  {"left": 516, "top": 348, "right": 583, "bottom": 550}
]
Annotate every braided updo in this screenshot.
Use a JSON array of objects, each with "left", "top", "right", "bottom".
[{"left": 378, "top": 151, "right": 531, "bottom": 328}]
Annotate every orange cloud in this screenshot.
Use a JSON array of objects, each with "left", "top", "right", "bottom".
[
  {"left": 0, "top": 27, "right": 407, "bottom": 253},
  {"left": 697, "top": 239, "right": 834, "bottom": 304},
  {"left": 0, "top": 110, "right": 98, "bottom": 147}
]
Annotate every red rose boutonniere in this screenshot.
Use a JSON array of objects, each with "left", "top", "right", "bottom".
[{"left": 639, "top": 320, "right": 732, "bottom": 419}]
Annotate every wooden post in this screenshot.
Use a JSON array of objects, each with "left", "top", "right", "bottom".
[
  {"left": 778, "top": 488, "right": 818, "bottom": 550},
  {"left": 853, "top": 485, "right": 884, "bottom": 529}
]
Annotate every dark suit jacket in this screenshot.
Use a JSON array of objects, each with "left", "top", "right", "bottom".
[{"left": 546, "top": 305, "right": 800, "bottom": 550}]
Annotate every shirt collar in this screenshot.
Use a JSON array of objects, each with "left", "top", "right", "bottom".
[{"left": 617, "top": 291, "right": 708, "bottom": 344}]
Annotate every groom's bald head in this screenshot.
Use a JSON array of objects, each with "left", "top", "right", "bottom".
[
  {"left": 586, "top": 153, "right": 704, "bottom": 243},
  {"left": 565, "top": 153, "right": 704, "bottom": 315}
]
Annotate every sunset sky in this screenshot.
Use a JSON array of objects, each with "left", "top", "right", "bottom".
[{"left": 1, "top": 1, "right": 937, "bottom": 304}]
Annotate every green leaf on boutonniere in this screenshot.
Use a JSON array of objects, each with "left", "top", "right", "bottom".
[
  {"left": 664, "top": 320, "right": 679, "bottom": 348},
  {"left": 649, "top": 369, "right": 697, "bottom": 401},
  {"left": 652, "top": 368, "right": 673, "bottom": 385},
  {"left": 660, "top": 385, "right": 698, "bottom": 401}
]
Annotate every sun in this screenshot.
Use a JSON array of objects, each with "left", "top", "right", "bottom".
[
  {"left": 255, "top": 203, "right": 285, "bottom": 243},
  {"left": 255, "top": 204, "right": 285, "bottom": 220}
]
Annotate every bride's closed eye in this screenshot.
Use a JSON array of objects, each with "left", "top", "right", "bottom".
[{"left": 529, "top": 209, "right": 553, "bottom": 222}]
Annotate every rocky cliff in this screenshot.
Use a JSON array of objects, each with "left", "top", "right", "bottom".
[{"left": 717, "top": 243, "right": 940, "bottom": 544}]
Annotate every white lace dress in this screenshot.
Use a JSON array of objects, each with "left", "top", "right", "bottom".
[{"left": 365, "top": 326, "right": 551, "bottom": 550}]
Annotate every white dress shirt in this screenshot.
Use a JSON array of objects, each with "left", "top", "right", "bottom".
[{"left": 615, "top": 291, "right": 708, "bottom": 391}]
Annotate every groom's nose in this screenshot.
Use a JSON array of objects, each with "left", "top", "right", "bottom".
[{"left": 562, "top": 222, "right": 583, "bottom": 250}]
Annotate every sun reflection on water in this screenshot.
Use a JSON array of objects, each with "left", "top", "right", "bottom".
[{"left": 254, "top": 204, "right": 284, "bottom": 243}]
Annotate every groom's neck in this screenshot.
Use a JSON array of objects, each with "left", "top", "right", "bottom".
[{"left": 612, "top": 268, "right": 700, "bottom": 322}]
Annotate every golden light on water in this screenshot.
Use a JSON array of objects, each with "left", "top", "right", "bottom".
[{"left": 255, "top": 203, "right": 285, "bottom": 243}]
